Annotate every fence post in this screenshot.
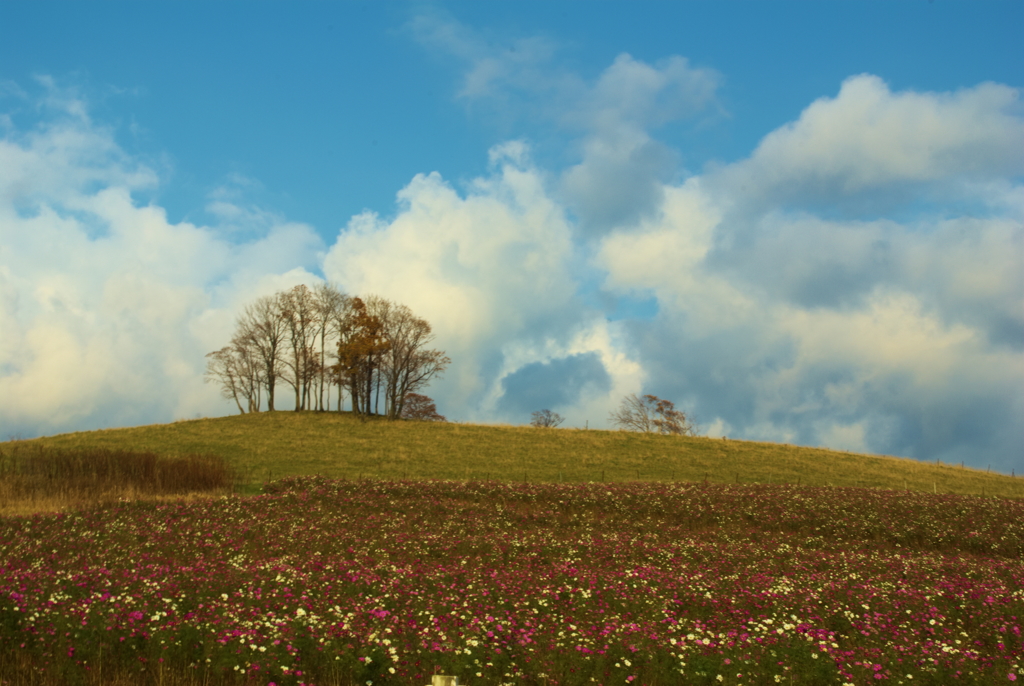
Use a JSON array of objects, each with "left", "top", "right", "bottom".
[{"left": 428, "top": 676, "right": 458, "bottom": 686}]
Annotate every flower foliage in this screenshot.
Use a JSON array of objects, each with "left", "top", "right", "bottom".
[{"left": 1, "top": 478, "right": 1021, "bottom": 684}]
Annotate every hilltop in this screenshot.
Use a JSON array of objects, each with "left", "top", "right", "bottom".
[{"left": 6, "top": 411, "right": 1020, "bottom": 499}]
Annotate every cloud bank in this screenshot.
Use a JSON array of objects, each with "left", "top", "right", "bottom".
[
  {"left": 1, "top": 58, "right": 1021, "bottom": 473},
  {"left": 0, "top": 82, "right": 325, "bottom": 437},
  {"left": 596, "top": 75, "right": 1023, "bottom": 470}
]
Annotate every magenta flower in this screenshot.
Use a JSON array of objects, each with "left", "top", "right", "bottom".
[{"left": 0, "top": 478, "right": 1020, "bottom": 684}]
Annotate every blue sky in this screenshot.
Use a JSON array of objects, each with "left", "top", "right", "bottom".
[{"left": 1, "top": 2, "right": 1022, "bottom": 473}]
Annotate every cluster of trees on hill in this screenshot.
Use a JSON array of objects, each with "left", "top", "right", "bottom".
[
  {"left": 529, "top": 395, "right": 698, "bottom": 435},
  {"left": 207, "top": 286, "right": 695, "bottom": 434},
  {"left": 205, "top": 284, "right": 449, "bottom": 420}
]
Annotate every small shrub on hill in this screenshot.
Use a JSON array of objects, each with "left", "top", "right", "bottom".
[{"left": 530, "top": 409, "right": 564, "bottom": 428}]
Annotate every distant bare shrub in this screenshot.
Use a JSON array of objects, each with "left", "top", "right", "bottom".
[
  {"left": 609, "top": 394, "right": 699, "bottom": 436},
  {"left": 400, "top": 393, "right": 446, "bottom": 422},
  {"left": 530, "top": 409, "right": 564, "bottom": 428}
]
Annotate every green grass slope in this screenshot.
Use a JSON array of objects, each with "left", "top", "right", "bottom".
[{"left": 7, "top": 411, "right": 1021, "bottom": 499}]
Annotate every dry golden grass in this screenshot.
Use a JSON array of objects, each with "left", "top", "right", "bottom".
[
  {"left": 0, "top": 445, "right": 234, "bottom": 517},
  {"left": 4, "top": 410, "right": 1020, "bottom": 504},
  {"left": 0, "top": 490, "right": 232, "bottom": 518}
]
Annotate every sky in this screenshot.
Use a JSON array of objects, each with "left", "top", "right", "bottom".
[{"left": 1, "top": 1, "right": 1022, "bottom": 473}]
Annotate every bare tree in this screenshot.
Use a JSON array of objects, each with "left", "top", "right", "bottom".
[
  {"left": 205, "top": 336, "right": 264, "bottom": 413},
  {"left": 231, "top": 333, "right": 264, "bottom": 412},
  {"left": 400, "top": 393, "right": 446, "bottom": 422},
  {"left": 609, "top": 394, "right": 698, "bottom": 436},
  {"left": 375, "top": 299, "right": 450, "bottom": 420},
  {"left": 236, "top": 294, "right": 288, "bottom": 411},
  {"left": 204, "top": 347, "right": 247, "bottom": 414},
  {"left": 299, "top": 342, "right": 321, "bottom": 411},
  {"left": 610, "top": 394, "right": 654, "bottom": 433},
  {"left": 278, "top": 285, "right": 320, "bottom": 411},
  {"left": 313, "top": 283, "right": 349, "bottom": 411},
  {"left": 530, "top": 409, "right": 564, "bottom": 428}
]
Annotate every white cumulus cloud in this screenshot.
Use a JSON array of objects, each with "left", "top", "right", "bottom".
[
  {"left": 597, "top": 74, "right": 1023, "bottom": 471},
  {"left": 0, "top": 90, "right": 324, "bottom": 438},
  {"left": 721, "top": 74, "right": 1024, "bottom": 205},
  {"left": 323, "top": 141, "right": 640, "bottom": 423}
]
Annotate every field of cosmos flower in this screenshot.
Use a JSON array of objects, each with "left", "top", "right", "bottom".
[{"left": 1, "top": 477, "right": 1022, "bottom": 685}]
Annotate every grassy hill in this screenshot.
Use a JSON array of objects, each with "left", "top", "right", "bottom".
[
  {"left": 2, "top": 412, "right": 1022, "bottom": 684},
  {"left": 5, "top": 410, "right": 1021, "bottom": 499}
]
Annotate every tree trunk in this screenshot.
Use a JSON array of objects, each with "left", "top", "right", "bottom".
[{"left": 319, "top": 330, "right": 327, "bottom": 411}]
